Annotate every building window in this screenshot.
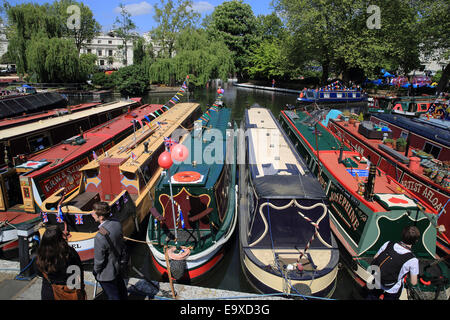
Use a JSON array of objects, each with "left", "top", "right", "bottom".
[
  {"left": 97, "top": 50, "right": 102, "bottom": 56},
  {"left": 99, "top": 60, "right": 105, "bottom": 66},
  {"left": 108, "top": 40, "right": 112, "bottom": 44},
  {"left": 423, "top": 142, "right": 441, "bottom": 159},
  {"left": 108, "top": 50, "right": 113, "bottom": 56},
  {"left": 98, "top": 40, "right": 101, "bottom": 44},
  {"left": 87, "top": 49, "right": 92, "bottom": 54}
]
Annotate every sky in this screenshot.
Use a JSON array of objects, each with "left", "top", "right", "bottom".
[{"left": 6, "top": 0, "right": 275, "bottom": 34}]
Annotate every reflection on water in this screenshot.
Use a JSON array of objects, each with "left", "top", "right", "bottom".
[{"left": 69, "top": 84, "right": 366, "bottom": 300}]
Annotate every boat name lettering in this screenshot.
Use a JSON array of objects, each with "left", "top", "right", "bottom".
[{"left": 329, "top": 190, "right": 360, "bottom": 231}]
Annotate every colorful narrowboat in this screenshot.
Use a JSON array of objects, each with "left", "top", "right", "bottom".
[
  {"left": 238, "top": 106, "right": 339, "bottom": 298},
  {"left": 279, "top": 108, "right": 450, "bottom": 299},
  {"left": 147, "top": 96, "right": 237, "bottom": 282}
]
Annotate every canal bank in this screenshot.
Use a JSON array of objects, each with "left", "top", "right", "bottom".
[{"left": 0, "top": 259, "right": 290, "bottom": 300}]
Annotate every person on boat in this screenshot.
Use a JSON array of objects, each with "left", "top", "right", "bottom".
[
  {"left": 92, "top": 202, "right": 128, "bottom": 300},
  {"left": 36, "top": 225, "right": 85, "bottom": 300},
  {"left": 272, "top": 79, "right": 276, "bottom": 88},
  {"left": 367, "top": 226, "right": 420, "bottom": 300}
]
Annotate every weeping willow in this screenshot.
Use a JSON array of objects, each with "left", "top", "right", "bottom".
[{"left": 147, "top": 28, "right": 235, "bottom": 86}]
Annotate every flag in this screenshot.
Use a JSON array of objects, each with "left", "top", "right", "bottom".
[
  {"left": 93, "top": 150, "right": 98, "bottom": 160},
  {"left": 75, "top": 214, "right": 83, "bottom": 225},
  {"left": 131, "top": 152, "right": 137, "bottom": 161},
  {"left": 164, "top": 137, "right": 177, "bottom": 149},
  {"left": 56, "top": 206, "right": 64, "bottom": 223},
  {"left": 41, "top": 211, "right": 48, "bottom": 223},
  {"left": 178, "top": 205, "right": 185, "bottom": 229}
]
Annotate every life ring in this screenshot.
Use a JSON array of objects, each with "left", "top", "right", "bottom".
[
  {"left": 419, "top": 278, "right": 431, "bottom": 286},
  {"left": 168, "top": 246, "right": 191, "bottom": 261},
  {"left": 173, "top": 171, "right": 201, "bottom": 183}
]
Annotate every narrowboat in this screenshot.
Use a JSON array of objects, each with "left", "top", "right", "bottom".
[
  {"left": 37, "top": 102, "right": 202, "bottom": 261},
  {"left": 297, "top": 81, "right": 367, "bottom": 104},
  {"left": 0, "top": 99, "right": 142, "bottom": 168},
  {"left": 367, "top": 95, "right": 441, "bottom": 116},
  {"left": 0, "top": 91, "right": 68, "bottom": 119},
  {"left": 147, "top": 97, "right": 237, "bottom": 282},
  {"left": 326, "top": 113, "right": 450, "bottom": 255},
  {"left": 279, "top": 109, "right": 450, "bottom": 299},
  {"left": 0, "top": 104, "right": 168, "bottom": 256},
  {"left": 238, "top": 106, "right": 339, "bottom": 298}
]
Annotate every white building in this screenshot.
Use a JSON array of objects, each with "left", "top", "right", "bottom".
[
  {"left": 142, "top": 32, "right": 174, "bottom": 58},
  {"left": 80, "top": 32, "right": 134, "bottom": 70}
]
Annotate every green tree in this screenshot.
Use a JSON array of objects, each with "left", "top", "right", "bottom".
[
  {"left": 206, "top": 0, "right": 258, "bottom": 80},
  {"left": 147, "top": 28, "right": 234, "bottom": 86},
  {"left": 150, "top": 0, "right": 200, "bottom": 59},
  {"left": 113, "top": 4, "right": 137, "bottom": 66},
  {"left": 113, "top": 64, "right": 149, "bottom": 96},
  {"left": 51, "top": 0, "right": 101, "bottom": 53},
  {"left": 133, "top": 37, "right": 146, "bottom": 65}
]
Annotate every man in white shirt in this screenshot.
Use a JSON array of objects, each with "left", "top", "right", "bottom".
[{"left": 367, "top": 226, "right": 420, "bottom": 300}]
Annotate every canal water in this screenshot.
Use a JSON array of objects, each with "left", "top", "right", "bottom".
[{"left": 68, "top": 83, "right": 367, "bottom": 300}]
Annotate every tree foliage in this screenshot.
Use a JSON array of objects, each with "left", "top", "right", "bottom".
[
  {"left": 150, "top": 0, "right": 200, "bottom": 59},
  {"left": 206, "top": 0, "right": 258, "bottom": 80},
  {"left": 147, "top": 28, "right": 234, "bottom": 86}
]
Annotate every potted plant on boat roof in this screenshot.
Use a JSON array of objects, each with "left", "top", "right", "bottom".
[
  {"left": 349, "top": 113, "right": 358, "bottom": 125},
  {"left": 384, "top": 138, "right": 395, "bottom": 148},
  {"left": 395, "top": 137, "right": 407, "bottom": 152},
  {"left": 342, "top": 110, "right": 350, "bottom": 122}
]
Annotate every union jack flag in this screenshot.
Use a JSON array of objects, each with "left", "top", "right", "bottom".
[
  {"left": 131, "top": 152, "right": 137, "bottom": 161},
  {"left": 164, "top": 137, "right": 177, "bottom": 149},
  {"left": 41, "top": 211, "right": 48, "bottom": 223},
  {"left": 56, "top": 206, "right": 64, "bottom": 223},
  {"left": 75, "top": 214, "right": 83, "bottom": 225}
]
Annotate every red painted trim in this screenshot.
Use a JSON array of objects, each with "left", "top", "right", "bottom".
[
  {"left": 151, "top": 251, "right": 224, "bottom": 280},
  {"left": 78, "top": 249, "right": 94, "bottom": 262},
  {"left": 1, "top": 240, "right": 18, "bottom": 252}
]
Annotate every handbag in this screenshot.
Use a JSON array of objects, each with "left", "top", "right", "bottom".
[
  {"left": 99, "top": 227, "right": 130, "bottom": 278},
  {"left": 42, "top": 273, "right": 87, "bottom": 300}
]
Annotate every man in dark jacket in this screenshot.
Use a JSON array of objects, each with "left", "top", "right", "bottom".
[{"left": 92, "top": 202, "right": 128, "bottom": 300}]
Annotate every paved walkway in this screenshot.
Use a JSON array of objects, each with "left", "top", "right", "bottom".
[{"left": 0, "top": 259, "right": 286, "bottom": 300}]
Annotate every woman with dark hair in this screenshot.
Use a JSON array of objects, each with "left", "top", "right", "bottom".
[{"left": 36, "top": 225, "right": 85, "bottom": 300}]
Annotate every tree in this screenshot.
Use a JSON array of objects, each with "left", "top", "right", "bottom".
[
  {"left": 206, "top": 0, "right": 258, "bottom": 80},
  {"left": 147, "top": 28, "right": 234, "bottom": 86},
  {"left": 52, "top": 0, "right": 101, "bottom": 53},
  {"left": 113, "top": 64, "right": 149, "bottom": 96},
  {"left": 133, "top": 37, "right": 146, "bottom": 65},
  {"left": 26, "top": 36, "right": 85, "bottom": 83},
  {"left": 416, "top": 0, "right": 450, "bottom": 92},
  {"left": 274, "top": 0, "right": 422, "bottom": 83},
  {"left": 5, "top": 2, "right": 62, "bottom": 74},
  {"left": 113, "top": 4, "right": 137, "bottom": 66},
  {"left": 150, "top": 0, "right": 200, "bottom": 59}
]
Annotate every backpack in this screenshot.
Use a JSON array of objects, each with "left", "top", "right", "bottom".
[
  {"left": 99, "top": 226, "right": 130, "bottom": 279},
  {"left": 371, "top": 241, "right": 415, "bottom": 290}
]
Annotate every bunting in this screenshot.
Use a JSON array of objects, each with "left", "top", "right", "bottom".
[{"left": 41, "top": 211, "right": 48, "bottom": 223}]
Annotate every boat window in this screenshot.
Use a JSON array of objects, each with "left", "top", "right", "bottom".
[
  {"left": 27, "top": 133, "right": 52, "bottom": 153},
  {"left": 400, "top": 131, "right": 409, "bottom": 140},
  {"left": 423, "top": 142, "right": 441, "bottom": 159},
  {"left": 122, "top": 171, "right": 136, "bottom": 181},
  {"left": 215, "top": 164, "right": 230, "bottom": 222},
  {"left": 85, "top": 169, "right": 99, "bottom": 179},
  {"left": 306, "top": 91, "right": 315, "bottom": 99}
]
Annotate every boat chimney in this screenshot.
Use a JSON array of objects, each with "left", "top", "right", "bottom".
[
  {"left": 338, "top": 143, "right": 344, "bottom": 163},
  {"left": 364, "top": 163, "right": 377, "bottom": 201}
]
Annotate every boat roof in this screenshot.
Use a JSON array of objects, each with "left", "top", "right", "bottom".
[
  {"left": 245, "top": 107, "right": 326, "bottom": 199},
  {"left": 0, "top": 100, "right": 137, "bottom": 141},
  {"left": 0, "top": 102, "right": 101, "bottom": 130},
  {"left": 157, "top": 106, "right": 232, "bottom": 190},
  {"left": 372, "top": 113, "right": 450, "bottom": 148},
  {"left": 80, "top": 102, "right": 201, "bottom": 174},
  {"left": 20, "top": 104, "right": 165, "bottom": 179},
  {"left": 281, "top": 110, "right": 351, "bottom": 152}
]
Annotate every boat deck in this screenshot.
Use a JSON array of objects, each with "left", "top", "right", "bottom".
[
  {"left": 0, "top": 100, "right": 136, "bottom": 141},
  {"left": 281, "top": 110, "right": 351, "bottom": 152},
  {"left": 21, "top": 104, "right": 165, "bottom": 180},
  {"left": 330, "top": 119, "right": 447, "bottom": 192},
  {"left": 318, "top": 149, "right": 436, "bottom": 214}
]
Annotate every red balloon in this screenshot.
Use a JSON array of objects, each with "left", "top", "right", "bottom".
[
  {"left": 158, "top": 151, "right": 173, "bottom": 169},
  {"left": 171, "top": 144, "right": 189, "bottom": 162}
]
